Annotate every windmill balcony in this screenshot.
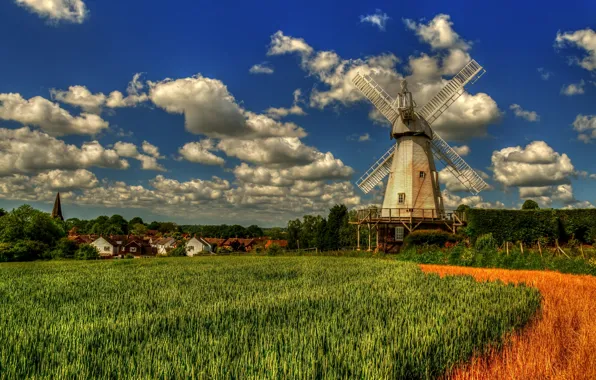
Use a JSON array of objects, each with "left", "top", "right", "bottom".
[{"left": 352, "top": 208, "right": 464, "bottom": 225}]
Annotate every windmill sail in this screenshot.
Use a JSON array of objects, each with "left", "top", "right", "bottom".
[
  {"left": 430, "top": 133, "right": 489, "bottom": 194},
  {"left": 352, "top": 59, "right": 489, "bottom": 195},
  {"left": 352, "top": 73, "right": 399, "bottom": 124},
  {"left": 417, "top": 60, "right": 485, "bottom": 124},
  {"left": 356, "top": 144, "right": 395, "bottom": 193}
]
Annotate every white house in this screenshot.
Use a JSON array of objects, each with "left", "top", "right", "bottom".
[
  {"left": 185, "top": 237, "right": 212, "bottom": 256},
  {"left": 91, "top": 236, "right": 116, "bottom": 257},
  {"left": 155, "top": 237, "right": 176, "bottom": 255}
]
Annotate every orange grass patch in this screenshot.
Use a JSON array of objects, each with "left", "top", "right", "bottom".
[{"left": 420, "top": 265, "right": 596, "bottom": 380}]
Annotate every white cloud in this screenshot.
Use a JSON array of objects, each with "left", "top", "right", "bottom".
[
  {"left": 105, "top": 73, "right": 149, "bottom": 108},
  {"left": 561, "top": 80, "right": 585, "bottom": 96},
  {"left": 491, "top": 141, "right": 575, "bottom": 187},
  {"left": 360, "top": 9, "right": 390, "bottom": 31},
  {"left": 0, "top": 93, "right": 108, "bottom": 136},
  {"left": 267, "top": 31, "right": 314, "bottom": 57},
  {"left": 572, "top": 114, "right": 596, "bottom": 143},
  {"left": 510, "top": 104, "right": 540, "bottom": 122},
  {"left": 50, "top": 85, "right": 106, "bottom": 114},
  {"left": 16, "top": 0, "right": 87, "bottom": 24},
  {"left": 141, "top": 141, "right": 163, "bottom": 158},
  {"left": 249, "top": 62, "right": 274, "bottom": 74},
  {"left": 148, "top": 74, "right": 305, "bottom": 139},
  {"left": 265, "top": 89, "right": 307, "bottom": 119},
  {"left": 537, "top": 67, "right": 552, "bottom": 80},
  {"left": 452, "top": 145, "right": 470, "bottom": 156},
  {"left": 34, "top": 169, "right": 98, "bottom": 190},
  {"left": 178, "top": 141, "right": 225, "bottom": 166},
  {"left": 113, "top": 141, "right": 165, "bottom": 171},
  {"left": 266, "top": 21, "right": 501, "bottom": 141},
  {"left": 439, "top": 167, "right": 491, "bottom": 193},
  {"left": 0, "top": 127, "right": 128, "bottom": 175},
  {"left": 442, "top": 189, "right": 504, "bottom": 210},
  {"left": 519, "top": 184, "right": 575, "bottom": 206},
  {"left": 347, "top": 133, "right": 371, "bottom": 142},
  {"left": 555, "top": 28, "right": 596, "bottom": 72},
  {"left": 403, "top": 14, "right": 471, "bottom": 51},
  {"left": 217, "top": 137, "right": 319, "bottom": 167}
]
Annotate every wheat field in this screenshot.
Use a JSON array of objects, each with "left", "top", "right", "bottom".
[
  {"left": 421, "top": 264, "right": 596, "bottom": 379},
  {"left": 0, "top": 257, "right": 540, "bottom": 379}
]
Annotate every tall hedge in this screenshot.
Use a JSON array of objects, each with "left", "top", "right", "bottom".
[{"left": 466, "top": 209, "right": 596, "bottom": 244}]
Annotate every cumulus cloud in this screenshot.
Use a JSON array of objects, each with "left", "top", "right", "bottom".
[
  {"left": 360, "top": 9, "right": 390, "bottom": 31},
  {"left": 452, "top": 145, "right": 470, "bottom": 156},
  {"left": 217, "top": 137, "right": 319, "bottom": 167},
  {"left": 50, "top": 85, "right": 106, "bottom": 114},
  {"left": 16, "top": 0, "right": 87, "bottom": 24},
  {"left": 404, "top": 14, "right": 471, "bottom": 51},
  {"left": 0, "top": 127, "right": 128, "bottom": 175},
  {"left": 491, "top": 141, "right": 575, "bottom": 187},
  {"left": 266, "top": 17, "right": 501, "bottom": 141},
  {"left": 34, "top": 169, "right": 98, "bottom": 190},
  {"left": 572, "top": 114, "right": 596, "bottom": 143},
  {"left": 148, "top": 74, "right": 305, "bottom": 139},
  {"left": 561, "top": 80, "right": 585, "bottom": 96},
  {"left": 178, "top": 141, "right": 225, "bottom": 166},
  {"left": 510, "top": 104, "right": 540, "bottom": 122},
  {"left": 347, "top": 133, "right": 371, "bottom": 142},
  {"left": 441, "top": 189, "right": 505, "bottom": 210},
  {"left": 555, "top": 27, "right": 596, "bottom": 72},
  {"left": 265, "top": 89, "right": 306, "bottom": 119},
  {"left": 439, "top": 167, "right": 490, "bottom": 193},
  {"left": 113, "top": 141, "right": 165, "bottom": 171},
  {"left": 141, "top": 141, "right": 163, "bottom": 158},
  {"left": 537, "top": 67, "right": 553, "bottom": 80},
  {"left": 249, "top": 62, "right": 274, "bottom": 74},
  {"left": 0, "top": 93, "right": 108, "bottom": 136}
]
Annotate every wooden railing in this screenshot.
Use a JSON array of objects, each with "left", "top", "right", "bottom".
[{"left": 353, "top": 208, "right": 465, "bottom": 224}]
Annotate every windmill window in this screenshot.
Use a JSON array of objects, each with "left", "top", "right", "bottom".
[
  {"left": 419, "top": 171, "right": 426, "bottom": 178},
  {"left": 395, "top": 227, "right": 405, "bottom": 241},
  {"left": 398, "top": 193, "right": 405, "bottom": 204}
]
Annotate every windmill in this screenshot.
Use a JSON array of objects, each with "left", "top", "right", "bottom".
[{"left": 351, "top": 59, "right": 489, "bottom": 221}]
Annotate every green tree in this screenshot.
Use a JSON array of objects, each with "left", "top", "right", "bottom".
[
  {"left": 0, "top": 208, "right": 6, "bottom": 217},
  {"left": 130, "top": 223, "right": 148, "bottom": 236},
  {"left": 0, "top": 205, "right": 64, "bottom": 246},
  {"left": 326, "top": 204, "right": 348, "bottom": 250},
  {"left": 128, "top": 217, "right": 145, "bottom": 228},
  {"left": 522, "top": 200, "right": 540, "bottom": 210},
  {"left": 158, "top": 222, "right": 178, "bottom": 234},
  {"left": 109, "top": 215, "right": 129, "bottom": 234},
  {"left": 147, "top": 221, "right": 161, "bottom": 230},
  {"left": 48, "top": 238, "right": 78, "bottom": 259},
  {"left": 75, "top": 244, "right": 99, "bottom": 260},
  {"left": 246, "top": 224, "right": 264, "bottom": 238},
  {"left": 315, "top": 218, "right": 328, "bottom": 251},
  {"left": 300, "top": 215, "right": 322, "bottom": 249},
  {"left": 287, "top": 219, "right": 302, "bottom": 249}
]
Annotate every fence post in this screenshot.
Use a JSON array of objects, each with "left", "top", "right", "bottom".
[
  {"left": 538, "top": 240, "right": 542, "bottom": 257},
  {"left": 506, "top": 242, "right": 509, "bottom": 256}
]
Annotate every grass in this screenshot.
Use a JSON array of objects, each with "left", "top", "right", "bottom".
[
  {"left": 396, "top": 245, "right": 596, "bottom": 276},
  {"left": 0, "top": 257, "right": 540, "bottom": 379},
  {"left": 421, "top": 265, "right": 596, "bottom": 379}
]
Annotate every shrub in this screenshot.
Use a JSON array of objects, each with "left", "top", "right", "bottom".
[
  {"left": 75, "top": 244, "right": 99, "bottom": 260},
  {"left": 522, "top": 200, "right": 540, "bottom": 210},
  {"left": 266, "top": 243, "right": 283, "bottom": 256},
  {"left": 475, "top": 233, "right": 498, "bottom": 252},
  {"left": 47, "top": 238, "right": 78, "bottom": 259},
  {"left": 124, "top": 253, "right": 135, "bottom": 259},
  {"left": 404, "top": 230, "right": 460, "bottom": 248},
  {"left": 168, "top": 246, "right": 187, "bottom": 257}
]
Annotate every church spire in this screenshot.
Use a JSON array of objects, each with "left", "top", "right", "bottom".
[{"left": 51, "top": 192, "right": 64, "bottom": 221}]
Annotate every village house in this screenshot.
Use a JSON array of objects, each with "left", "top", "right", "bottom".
[
  {"left": 265, "top": 240, "right": 288, "bottom": 249},
  {"left": 91, "top": 236, "right": 117, "bottom": 257},
  {"left": 154, "top": 237, "right": 176, "bottom": 255},
  {"left": 185, "top": 237, "right": 212, "bottom": 256},
  {"left": 204, "top": 238, "right": 226, "bottom": 250}
]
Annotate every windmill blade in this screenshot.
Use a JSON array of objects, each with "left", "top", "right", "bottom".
[
  {"left": 417, "top": 60, "right": 486, "bottom": 125},
  {"left": 430, "top": 132, "right": 489, "bottom": 195},
  {"left": 356, "top": 144, "right": 396, "bottom": 193},
  {"left": 352, "top": 72, "right": 400, "bottom": 124}
]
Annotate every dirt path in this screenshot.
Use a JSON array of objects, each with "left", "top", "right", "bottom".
[{"left": 420, "top": 265, "right": 596, "bottom": 380}]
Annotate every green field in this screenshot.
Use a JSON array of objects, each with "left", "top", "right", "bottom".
[{"left": 0, "top": 257, "right": 540, "bottom": 379}]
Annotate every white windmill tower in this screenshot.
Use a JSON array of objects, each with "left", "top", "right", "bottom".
[{"left": 352, "top": 59, "right": 489, "bottom": 226}]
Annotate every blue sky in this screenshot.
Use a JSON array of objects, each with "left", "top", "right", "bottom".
[{"left": 0, "top": 0, "right": 595, "bottom": 226}]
